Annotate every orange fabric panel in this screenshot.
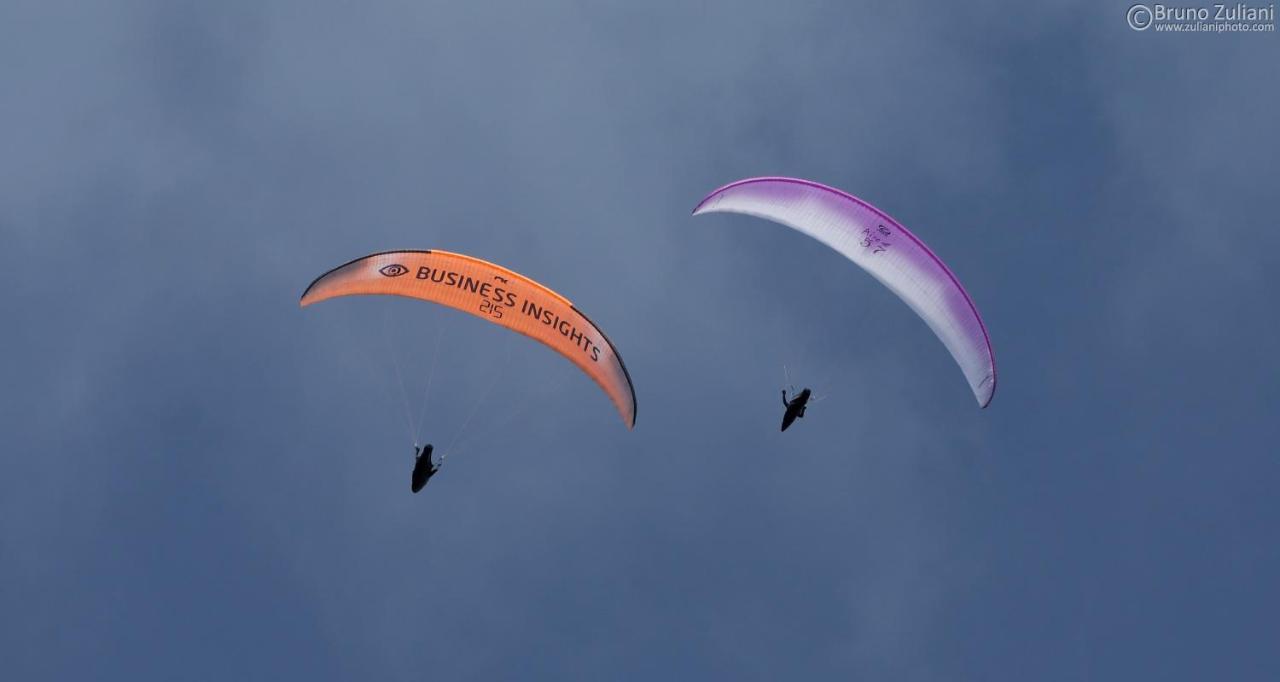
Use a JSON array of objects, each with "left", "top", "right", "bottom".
[{"left": 301, "top": 250, "right": 636, "bottom": 428}]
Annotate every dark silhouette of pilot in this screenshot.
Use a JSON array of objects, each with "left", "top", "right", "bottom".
[
  {"left": 411, "top": 444, "right": 439, "bottom": 493},
  {"left": 781, "top": 388, "right": 812, "bottom": 432}
]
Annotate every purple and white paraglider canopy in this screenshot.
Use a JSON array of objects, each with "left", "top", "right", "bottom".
[{"left": 693, "top": 177, "right": 996, "bottom": 408}]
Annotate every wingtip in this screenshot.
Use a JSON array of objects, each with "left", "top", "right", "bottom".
[{"left": 690, "top": 197, "right": 716, "bottom": 216}]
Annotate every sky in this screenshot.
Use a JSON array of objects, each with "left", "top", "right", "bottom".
[{"left": 2, "top": 1, "right": 1278, "bottom": 679}]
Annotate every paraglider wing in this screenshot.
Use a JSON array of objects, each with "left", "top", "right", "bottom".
[
  {"left": 301, "top": 250, "right": 637, "bottom": 428},
  {"left": 693, "top": 177, "right": 996, "bottom": 407}
]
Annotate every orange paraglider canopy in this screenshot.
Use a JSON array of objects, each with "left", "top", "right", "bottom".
[{"left": 301, "top": 249, "right": 636, "bottom": 428}]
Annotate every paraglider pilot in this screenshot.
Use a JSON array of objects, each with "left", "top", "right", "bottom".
[
  {"left": 411, "top": 444, "right": 439, "bottom": 493},
  {"left": 781, "top": 388, "right": 812, "bottom": 432}
]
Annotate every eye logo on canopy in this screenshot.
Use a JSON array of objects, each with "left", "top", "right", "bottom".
[{"left": 379, "top": 264, "right": 409, "bottom": 278}]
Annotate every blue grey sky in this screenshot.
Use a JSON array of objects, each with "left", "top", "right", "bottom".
[{"left": 3, "top": 1, "right": 1277, "bottom": 679}]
